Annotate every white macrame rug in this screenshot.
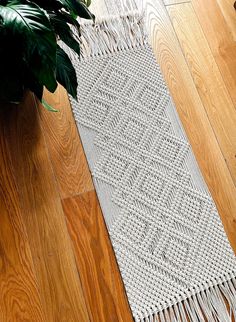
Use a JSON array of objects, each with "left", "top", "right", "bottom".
[{"left": 68, "top": 13, "right": 236, "bottom": 322}]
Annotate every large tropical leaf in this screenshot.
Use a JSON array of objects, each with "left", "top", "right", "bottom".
[
  {"left": 57, "top": 0, "right": 94, "bottom": 20},
  {"left": 73, "top": 1, "right": 94, "bottom": 20},
  {"left": 29, "top": 0, "right": 63, "bottom": 12},
  {"left": 57, "top": 0, "right": 79, "bottom": 14},
  {"left": 55, "top": 10, "right": 81, "bottom": 34},
  {"left": 56, "top": 45, "right": 78, "bottom": 99},
  {"left": 50, "top": 13, "right": 80, "bottom": 56},
  {"left": 0, "top": 1, "right": 57, "bottom": 92},
  {"left": 24, "top": 68, "right": 44, "bottom": 101},
  {"left": 0, "top": 0, "right": 94, "bottom": 108}
]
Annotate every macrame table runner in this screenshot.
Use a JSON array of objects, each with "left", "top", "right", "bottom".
[{"left": 68, "top": 13, "right": 236, "bottom": 322}]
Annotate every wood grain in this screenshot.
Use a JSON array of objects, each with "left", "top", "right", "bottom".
[
  {"left": 167, "top": 3, "right": 236, "bottom": 186},
  {"left": 62, "top": 191, "right": 133, "bottom": 322},
  {"left": 3, "top": 93, "right": 90, "bottom": 322},
  {"left": 192, "top": 0, "right": 236, "bottom": 107},
  {"left": 0, "top": 103, "right": 45, "bottom": 322},
  {"left": 216, "top": 0, "right": 236, "bottom": 41},
  {"left": 39, "top": 0, "right": 105, "bottom": 201},
  {"left": 145, "top": 0, "right": 236, "bottom": 251},
  {"left": 41, "top": 87, "right": 93, "bottom": 199}
]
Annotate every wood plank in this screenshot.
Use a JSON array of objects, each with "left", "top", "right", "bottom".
[
  {"left": 41, "top": 87, "right": 93, "bottom": 199},
  {"left": 216, "top": 0, "right": 236, "bottom": 41},
  {"left": 39, "top": 0, "right": 105, "bottom": 201},
  {"left": 192, "top": 0, "right": 236, "bottom": 107},
  {"left": 62, "top": 191, "right": 133, "bottom": 322},
  {"left": 145, "top": 0, "right": 236, "bottom": 251},
  {"left": 167, "top": 3, "right": 236, "bottom": 185},
  {"left": 0, "top": 104, "right": 45, "bottom": 322},
  {"left": 3, "top": 92, "right": 90, "bottom": 322},
  {"left": 163, "top": 0, "right": 190, "bottom": 6}
]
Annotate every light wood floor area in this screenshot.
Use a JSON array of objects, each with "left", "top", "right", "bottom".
[{"left": 0, "top": 0, "right": 236, "bottom": 321}]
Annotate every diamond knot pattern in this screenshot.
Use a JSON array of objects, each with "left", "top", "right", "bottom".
[{"left": 71, "top": 45, "right": 236, "bottom": 319}]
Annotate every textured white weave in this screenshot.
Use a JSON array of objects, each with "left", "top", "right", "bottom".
[{"left": 69, "top": 13, "right": 236, "bottom": 321}]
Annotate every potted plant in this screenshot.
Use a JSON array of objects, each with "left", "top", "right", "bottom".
[{"left": 0, "top": 0, "right": 94, "bottom": 111}]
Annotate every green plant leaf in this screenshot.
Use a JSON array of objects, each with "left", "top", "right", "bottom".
[
  {"left": 50, "top": 12, "right": 80, "bottom": 56},
  {"left": 41, "top": 98, "right": 58, "bottom": 112},
  {"left": 56, "top": 45, "right": 78, "bottom": 99},
  {"left": 74, "top": 1, "right": 95, "bottom": 20},
  {"left": 24, "top": 69, "right": 44, "bottom": 101},
  {"left": 29, "top": 0, "right": 63, "bottom": 12},
  {"left": 55, "top": 10, "right": 81, "bottom": 34},
  {"left": 57, "top": 0, "right": 78, "bottom": 13},
  {"left": 57, "top": 0, "right": 94, "bottom": 20},
  {"left": 0, "top": 1, "right": 57, "bottom": 92}
]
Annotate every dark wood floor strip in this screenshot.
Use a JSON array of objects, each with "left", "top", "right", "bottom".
[{"left": 63, "top": 191, "right": 133, "bottom": 322}]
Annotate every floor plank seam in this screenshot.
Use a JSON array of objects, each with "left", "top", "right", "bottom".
[
  {"left": 64, "top": 213, "right": 93, "bottom": 322},
  {"left": 190, "top": 2, "right": 236, "bottom": 189},
  {"left": 191, "top": 0, "right": 236, "bottom": 115},
  {"left": 166, "top": 2, "right": 236, "bottom": 191}
]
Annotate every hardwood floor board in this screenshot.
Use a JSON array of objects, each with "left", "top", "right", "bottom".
[
  {"left": 145, "top": 0, "right": 236, "bottom": 251},
  {"left": 62, "top": 191, "right": 133, "bottom": 322},
  {"left": 216, "top": 0, "right": 236, "bottom": 41},
  {"left": 167, "top": 2, "right": 236, "bottom": 186},
  {"left": 3, "top": 93, "right": 90, "bottom": 322},
  {"left": 0, "top": 104, "right": 46, "bottom": 322},
  {"left": 41, "top": 87, "right": 93, "bottom": 199},
  {"left": 192, "top": 0, "right": 236, "bottom": 107}
]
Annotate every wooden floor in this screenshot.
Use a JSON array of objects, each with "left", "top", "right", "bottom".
[{"left": 0, "top": 0, "right": 236, "bottom": 321}]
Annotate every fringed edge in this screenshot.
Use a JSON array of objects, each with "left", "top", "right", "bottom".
[
  {"left": 134, "top": 272, "right": 236, "bottom": 322},
  {"left": 69, "top": 12, "right": 148, "bottom": 61}
]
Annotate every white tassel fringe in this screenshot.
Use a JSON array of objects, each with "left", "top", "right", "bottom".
[
  {"left": 66, "top": 12, "right": 148, "bottom": 61},
  {"left": 134, "top": 275, "right": 236, "bottom": 322}
]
